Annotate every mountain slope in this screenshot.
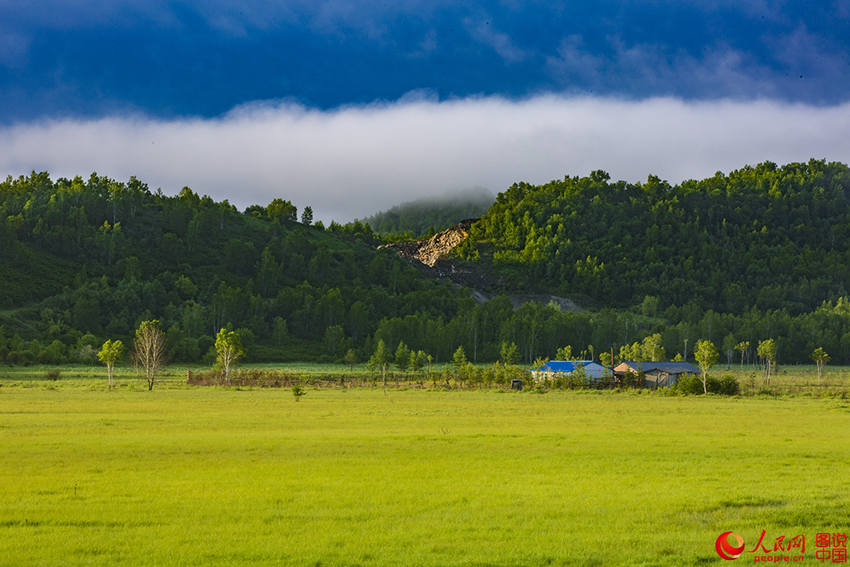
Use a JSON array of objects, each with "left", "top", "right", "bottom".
[
  {"left": 359, "top": 188, "right": 493, "bottom": 237},
  {"left": 7, "top": 163, "right": 850, "bottom": 367},
  {"left": 458, "top": 160, "right": 850, "bottom": 314},
  {"left": 0, "top": 172, "right": 473, "bottom": 363}
]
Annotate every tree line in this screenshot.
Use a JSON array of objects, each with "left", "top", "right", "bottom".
[{"left": 5, "top": 165, "right": 850, "bottom": 368}]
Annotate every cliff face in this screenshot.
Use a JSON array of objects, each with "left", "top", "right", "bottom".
[{"left": 380, "top": 218, "right": 476, "bottom": 267}]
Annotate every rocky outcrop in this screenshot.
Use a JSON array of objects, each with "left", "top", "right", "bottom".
[
  {"left": 380, "top": 218, "right": 476, "bottom": 267},
  {"left": 380, "top": 218, "right": 584, "bottom": 312}
]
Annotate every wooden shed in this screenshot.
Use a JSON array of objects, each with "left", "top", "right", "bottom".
[{"left": 613, "top": 361, "right": 699, "bottom": 388}]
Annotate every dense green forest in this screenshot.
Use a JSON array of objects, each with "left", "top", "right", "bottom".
[
  {"left": 0, "top": 172, "right": 650, "bottom": 366},
  {"left": 5, "top": 161, "right": 850, "bottom": 367},
  {"left": 461, "top": 160, "right": 850, "bottom": 312},
  {"left": 449, "top": 159, "right": 850, "bottom": 364},
  {"left": 358, "top": 188, "right": 493, "bottom": 238}
]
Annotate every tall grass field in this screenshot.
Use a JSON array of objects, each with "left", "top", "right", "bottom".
[{"left": 1, "top": 370, "right": 849, "bottom": 565}]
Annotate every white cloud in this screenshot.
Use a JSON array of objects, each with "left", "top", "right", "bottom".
[
  {"left": 2, "top": 95, "right": 850, "bottom": 222},
  {"left": 465, "top": 18, "right": 527, "bottom": 63},
  {"left": 546, "top": 35, "right": 779, "bottom": 98}
]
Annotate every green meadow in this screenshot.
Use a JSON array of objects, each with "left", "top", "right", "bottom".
[{"left": 2, "top": 373, "right": 850, "bottom": 566}]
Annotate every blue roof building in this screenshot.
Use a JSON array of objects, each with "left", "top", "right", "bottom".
[{"left": 531, "top": 360, "right": 610, "bottom": 380}]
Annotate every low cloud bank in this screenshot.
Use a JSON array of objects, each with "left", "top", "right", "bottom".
[{"left": 2, "top": 95, "right": 850, "bottom": 221}]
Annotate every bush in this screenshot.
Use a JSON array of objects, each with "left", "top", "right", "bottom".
[
  {"left": 38, "top": 340, "right": 67, "bottom": 365},
  {"left": 718, "top": 375, "right": 740, "bottom": 395},
  {"left": 6, "top": 350, "right": 34, "bottom": 365},
  {"left": 705, "top": 376, "right": 721, "bottom": 393},
  {"left": 676, "top": 373, "right": 739, "bottom": 395},
  {"left": 676, "top": 374, "right": 703, "bottom": 395}
]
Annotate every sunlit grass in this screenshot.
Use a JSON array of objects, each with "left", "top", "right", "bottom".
[
  {"left": 711, "top": 363, "right": 850, "bottom": 397},
  {"left": 1, "top": 383, "right": 849, "bottom": 565}
]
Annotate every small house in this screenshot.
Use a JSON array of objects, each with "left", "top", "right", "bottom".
[
  {"left": 531, "top": 360, "right": 610, "bottom": 381},
  {"left": 613, "top": 361, "right": 699, "bottom": 388}
]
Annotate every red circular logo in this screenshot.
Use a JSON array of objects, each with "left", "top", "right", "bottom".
[{"left": 716, "top": 532, "right": 746, "bottom": 560}]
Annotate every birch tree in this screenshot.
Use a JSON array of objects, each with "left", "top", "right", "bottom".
[
  {"left": 757, "top": 339, "right": 777, "bottom": 385},
  {"left": 133, "top": 320, "right": 166, "bottom": 391},
  {"left": 811, "top": 347, "right": 830, "bottom": 385},
  {"left": 97, "top": 339, "right": 123, "bottom": 389},
  {"left": 694, "top": 339, "right": 718, "bottom": 394},
  {"left": 215, "top": 327, "right": 244, "bottom": 384}
]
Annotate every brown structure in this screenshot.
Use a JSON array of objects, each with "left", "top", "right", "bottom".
[{"left": 613, "top": 361, "right": 699, "bottom": 388}]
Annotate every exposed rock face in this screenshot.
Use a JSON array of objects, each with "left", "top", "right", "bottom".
[
  {"left": 380, "top": 218, "right": 476, "bottom": 267},
  {"left": 380, "top": 218, "right": 584, "bottom": 312}
]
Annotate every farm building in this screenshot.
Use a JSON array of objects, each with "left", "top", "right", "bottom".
[
  {"left": 613, "top": 361, "right": 699, "bottom": 388},
  {"left": 531, "top": 360, "right": 610, "bottom": 381}
]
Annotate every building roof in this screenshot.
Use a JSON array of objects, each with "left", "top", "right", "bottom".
[
  {"left": 532, "top": 360, "right": 601, "bottom": 373},
  {"left": 615, "top": 361, "right": 699, "bottom": 374}
]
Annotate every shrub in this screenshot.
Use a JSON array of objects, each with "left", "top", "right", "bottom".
[
  {"left": 718, "top": 375, "right": 740, "bottom": 396},
  {"left": 6, "top": 350, "right": 34, "bottom": 366},
  {"left": 705, "top": 376, "right": 721, "bottom": 393},
  {"left": 676, "top": 373, "right": 739, "bottom": 395},
  {"left": 676, "top": 374, "right": 704, "bottom": 395}
]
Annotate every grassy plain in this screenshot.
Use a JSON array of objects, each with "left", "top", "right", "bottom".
[{"left": 1, "top": 371, "right": 850, "bottom": 565}]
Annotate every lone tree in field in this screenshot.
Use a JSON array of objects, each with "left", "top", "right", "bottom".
[
  {"left": 97, "top": 339, "right": 123, "bottom": 389},
  {"left": 811, "top": 347, "right": 830, "bottom": 385},
  {"left": 215, "top": 327, "right": 244, "bottom": 384},
  {"left": 694, "top": 339, "right": 718, "bottom": 394},
  {"left": 133, "top": 320, "right": 166, "bottom": 391},
  {"left": 757, "top": 339, "right": 777, "bottom": 385}
]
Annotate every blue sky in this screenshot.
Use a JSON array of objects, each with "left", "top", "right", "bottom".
[
  {"left": 3, "top": 1, "right": 849, "bottom": 120},
  {"left": 2, "top": 1, "right": 850, "bottom": 219}
]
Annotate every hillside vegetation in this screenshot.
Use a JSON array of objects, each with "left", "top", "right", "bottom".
[
  {"left": 359, "top": 188, "right": 492, "bottom": 238},
  {"left": 6, "top": 161, "right": 850, "bottom": 366},
  {"left": 461, "top": 160, "right": 850, "bottom": 313},
  {"left": 0, "top": 173, "right": 637, "bottom": 367},
  {"left": 0, "top": 173, "right": 475, "bottom": 364}
]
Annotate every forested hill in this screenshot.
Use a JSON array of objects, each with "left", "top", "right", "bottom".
[
  {"left": 0, "top": 172, "right": 483, "bottom": 364},
  {"left": 459, "top": 159, "right": 850, "bottom": 315},
  {"left": 6, "top": 163, "right": 850, "bottom": 367},
  {"left": 359, "top": 188, "right": 493, "bottom": 238}
]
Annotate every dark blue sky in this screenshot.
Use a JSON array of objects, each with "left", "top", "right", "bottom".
[
  {"left": 2, "top": 1, "right": 850, "bottom": 123},
  {"left": 4, "top": 1, "right": 850, "bottom": 221}
]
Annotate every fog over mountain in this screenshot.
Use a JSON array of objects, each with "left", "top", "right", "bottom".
[{"left": 3, "top": 96, "right": 850, "bottom": 222}]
